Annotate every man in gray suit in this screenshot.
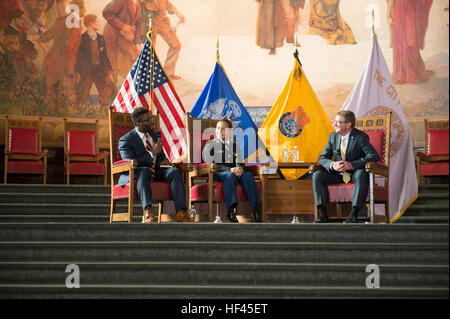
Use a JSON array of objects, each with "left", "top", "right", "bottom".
[{"left": 312, "top": 110, "right": 380, "bottom": 223}]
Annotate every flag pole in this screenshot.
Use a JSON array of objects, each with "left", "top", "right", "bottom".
[
  {"left": 293, "top": 34, "right": 302, "bottom": 66},
  {"left": 216, "top": 37, "right": 220, "bottom": 62},
  {"left": 371, "top": 9, "right": 377, "bottom": 38},
  {"left": 146, "top": 13, "right": 154, "bottom": 111}
]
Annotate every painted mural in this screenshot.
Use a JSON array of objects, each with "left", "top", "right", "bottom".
[{"left": 0, "top": 0, "right": 448, "bottom": 147}]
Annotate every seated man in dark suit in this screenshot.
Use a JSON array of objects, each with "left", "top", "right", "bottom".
[
  {"left": 312, "top": 110, "right": 380, "bottom": 223},
  {"left": 118, "top": 107, "right": 191, "bottom": 223},
  {"left": 202, "top": 119, "right": 261, "bottom": 223}
]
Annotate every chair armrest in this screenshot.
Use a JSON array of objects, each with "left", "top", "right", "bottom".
[
  {"left": 188, "top": 163, "right": 214, "bottom": 177},
  {"left": 112, "top": 159, "right": 137, "bottom": 174},
  {"left": 39, "top": 149, "right": 48, "bottom": 159},
  {"left": 172, "top": 162, "right": 187, "bottom": 173},
  {"left": 417, "top": 152, "right": 449, "bottom": 162},
  {"left": 97, "top": 151, "right": 109, "bottom": 160},
  {"left": 365, "top": 162, "right": 389, "bottom": 176},
  {"left": 5, "top": 150, "right": 48, "bottom": 161},
  {"left": 245, "top": 164, "right": 263, "bottom": 177},
  {"left": 209, "top": 163, "right": 218, "bottom": 173},
  {"left": 308, "top": 163, "right": 323, "bottom": 174}
]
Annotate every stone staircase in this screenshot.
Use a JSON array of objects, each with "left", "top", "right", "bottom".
[
  {"left": 0, "top": 184, "right": 448, "bottom": 298},
  {"left": 0, "top": 184, "right": 142, "bottom": 223},
  {"left": 396, "top": 184, "right": 449, "bottom": 224}
]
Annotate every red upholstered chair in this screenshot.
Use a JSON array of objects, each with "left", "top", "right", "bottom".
[
  {"left": 309, "top": 113, "right": 392, "bottom": 223},
  {"left": 108, "top": 107, "right": 182, "bottom": 223},
  {"left": 186, "top": 113, "right": 262, "bottom": 222},
  {"left": 4, "top": 117, "right": 48, "bottom": 184},
  {"left": 64, "top": 120, "right": 109, "bottom": 185},
  {"left": 416, "top": 119, "right": 449, "bottom": 184}
]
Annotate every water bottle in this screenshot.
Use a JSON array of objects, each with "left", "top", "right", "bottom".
[
  {"left": 291, "top": 146, "right": 300, "bottom": 162},
  {"left": 291, "top": 215, "right": 300, "bottom": 224},
  {"left": 189, "top": 205, "right": 197, "bottom": 222},
  {"left": 282, "top": 146, "right": 290, "bottom": 162}
]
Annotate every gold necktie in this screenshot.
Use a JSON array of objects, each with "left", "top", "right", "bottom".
[{"left": 340, "top": 137, "right": 351, "bottom": 183}]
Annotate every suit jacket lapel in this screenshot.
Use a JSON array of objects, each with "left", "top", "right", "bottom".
[
  {"left": 334, "top": 133, "right": 343, "bottom": 161},
  {"left": 131, "top": 130, "right": 146, "bottom": 155}
]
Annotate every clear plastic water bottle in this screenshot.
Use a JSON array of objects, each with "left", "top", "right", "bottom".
[
  {"left": 282, "top": 146, "right": 290, "bottom": 162},
  {"left": 291, "top": 215, "right": 300, "bottom": 224},
  {"left": 189, "top": 205, "right": 197, "bottom": 222},
  {"left": 291, "top": 146, "right": 300, "bottom": 162}
]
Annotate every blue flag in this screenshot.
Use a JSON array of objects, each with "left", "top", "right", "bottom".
[{"left": 191, "top": 62, "right": 264, "bottom": 162}]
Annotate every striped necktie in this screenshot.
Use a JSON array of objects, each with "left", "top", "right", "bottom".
[
  {"left": 340, "top": 137, "right": 351, "bottom": 183},
  {"left": 145, "top": 133, "right": 155, "bottom": 178}
]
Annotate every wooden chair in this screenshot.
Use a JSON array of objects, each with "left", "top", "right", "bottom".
[
  {"left": 309, "top": 112, "right": 392, "bottom": 223},
  {"left": 4, "top": 117, "right": 48, "bottom": 184},
  {"left": 108, "top": 107, "right": 184, "bottom": 223},
  {"left": 64, "top": 119, "right": 109, "bottom": 185},
  {"left": 185, "top": 112, "right": 262, "bottom": 222},
  {"left": 416, "top": 119, "right": 449, "bottom": 184}
]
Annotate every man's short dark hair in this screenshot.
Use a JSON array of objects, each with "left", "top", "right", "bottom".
[
  {"left": 218, "top": 118, "right": 232, "bottom": 128},
  {"left": 131, "top": 107, "right": 149, "bottom": 125},
  {"left": 337, "top": 110, "right": 356, "bottom": 128}
]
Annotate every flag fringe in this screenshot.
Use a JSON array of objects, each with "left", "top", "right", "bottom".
[{"left": 389, "top": 193, "right": 419, "bottom": 224}]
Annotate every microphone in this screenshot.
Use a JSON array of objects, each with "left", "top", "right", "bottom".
[{"left": 154, "top": 132, "right": 162, "bottom": 143}]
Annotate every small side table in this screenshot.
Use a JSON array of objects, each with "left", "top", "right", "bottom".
[{"left": 260, "top": 162, "right": 317, "bottom": 222}]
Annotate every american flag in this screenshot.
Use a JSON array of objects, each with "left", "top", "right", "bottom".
[{"left": 112, "top": 39, "right": 187, "bottom": 162}]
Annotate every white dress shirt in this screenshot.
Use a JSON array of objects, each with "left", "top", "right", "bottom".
[
  {"left": 331, "top": 132, "right": 351, "bottom": 170},
  {"left": 135, "top": 128, "right": 154, "bottom": 159}
]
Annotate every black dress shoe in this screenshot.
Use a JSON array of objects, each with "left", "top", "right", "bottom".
[
  {"left": 252, "top": 205, "right": 262, "bottom": 223},
  {"left": 314, "top": 217, "right": 330, "bottom": 223},
  {"left": 227, "top": 208, "right": 239, "bottom": 223},
  {"left": 343, "top": 217, "right": 357, "bottom": 223},
  {"left": 343, "top": 208, "right": 358, "bottom": 223}
]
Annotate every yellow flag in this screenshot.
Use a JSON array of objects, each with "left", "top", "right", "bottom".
[{"left": 259, "top": 58, "right": 333, "bottom": 179}]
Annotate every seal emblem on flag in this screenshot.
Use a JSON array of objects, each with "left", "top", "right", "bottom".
[
  {"left": 278, "top": 105, "right": 311, "bottom": 138},
  {"left": 364, "top": 106, "right": 404, "bottom": 158}
]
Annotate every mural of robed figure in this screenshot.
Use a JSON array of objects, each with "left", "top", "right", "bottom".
[
  {"left": 39, "top": 0, "right": 85, "bottom": 99},
  {"left": 255, "top": 0, "right": 304, "bottom": 55},
  {"left": 387, "top": 0, "right": 435, "bottom": 84},
  {"left": 140, "top": 0, "right": 185, "bottom": 80},
  {"left": 103, "top": 0, "right": 142, "bottom": 83}
]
